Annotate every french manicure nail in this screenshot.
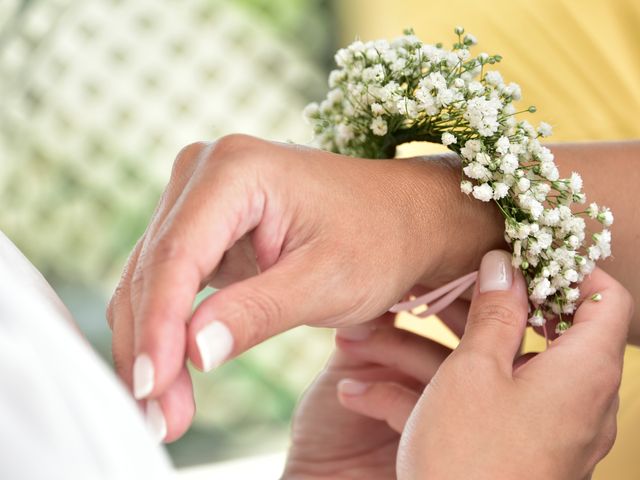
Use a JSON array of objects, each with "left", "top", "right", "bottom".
[
  {"left": 336, "top": 325, "right": 372, "bottom": 341},
  {"left": 479, "top": 250, "right": 513, "bottom": 293},
  {"left": 133, "top": 353, "right": 154, "bottom": 399},
  {"left": 338, "top": 378, "right": 369, "bottom": 396},
  {"left": 145, "top": 399, "right": 167, "bottom": 443},
  {"left": 196, "top": 321, "right": 234, "bottom": 372}
]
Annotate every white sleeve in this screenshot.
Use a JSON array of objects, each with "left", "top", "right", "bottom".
[{"left": 0, "top": 231, "right": 174, "bottom": 480}]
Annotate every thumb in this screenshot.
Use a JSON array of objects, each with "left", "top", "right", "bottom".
[
  {"left": 457, "top": 250, "right": 528, "bottom": 371},
  {"left": 186, "top": 250, "right": 334, "bottom": 372}
]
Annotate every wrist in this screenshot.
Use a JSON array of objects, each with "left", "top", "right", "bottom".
[{"left": 393, "top": 153, "right": 507, "bottom": 288}]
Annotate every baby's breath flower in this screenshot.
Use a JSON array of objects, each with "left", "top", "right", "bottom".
[
  {"left": 528, "top": 309, "right": 546, "bottom": 327},
  {"left": 306, "top": 27, "right": 614, "bottom": 323},
  {"left": 370, "top": 117, "right": 388, "bottom": 136},
  {"left": 472, "top": 183, "right": 494, "bottom": 202},
  {"left": 460, "top": 180, "right": 473, "bottom": 195},
  {"left": 537, "top": 122, "right": 553, "bottom": 137},
  {"left": 441, "top": 132, "right": 457, "bottom": 146}
]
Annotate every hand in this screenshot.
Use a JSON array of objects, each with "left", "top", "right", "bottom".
[
  {"left": 283, "top": 307, "right": 453, "bottom": 479},
  {"left": 337, "top": 251, "right": 633, "bottom": 480},
  {"left": 106, "top": 135, "right": 503, "bottom": 440}
]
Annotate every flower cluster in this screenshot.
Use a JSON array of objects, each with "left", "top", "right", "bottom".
[{"left": 304, "top": 28, "right": 613, "bottom": 331}]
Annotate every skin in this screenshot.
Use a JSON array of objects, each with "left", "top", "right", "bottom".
[
  {"left": 107, "top": 136, "right": 639, "bottom": 440},
  {"left": 282, "top": 293, "right": 454, "bottom": 480},
  {"left": 284, "top": 256, "right": 632, "bottom": 480}
]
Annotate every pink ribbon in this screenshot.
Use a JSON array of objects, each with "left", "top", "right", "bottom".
[{"left": 389, "top": 271, "right": 478, "bottom": 318}]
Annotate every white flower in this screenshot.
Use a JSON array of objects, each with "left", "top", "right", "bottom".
[
  {"left": 460, "top": 139, "right": 482, "bottom": 160},
  {"left": 463, "top": 162, "right": 491, "bottom": 181},
  {"left": 566, "top": 235, "right": 580, "bottom": 249},
  {"left": 595, "top": 230, "right": 612, "bottom": 258},
  {"left": 472, "top": 183, "right": 493, "bottom": 202},
  {"left": 493, "top": 182, "right": 509, "bottom": 200},
  {"left": 441, "top": 132, "right": 457, "bottom": 146},
  {"left": 519, "top": 193, "right": 544, "bottom": 219},
  {"left": 467, "top": 81, "right": 484, "bottom": 95},
  {"left": 362, "top": 64, "right": 386, "bottom": 82},
  {"left": 531, "top": 278, "right": 552, "bottom": 303},
  {"left": 535, "top": 229, "right": 553, "bottom": 249},
  {"left": 587, "top": 202, "right": 599, "bottom": 219},
  {"left": 370, "top": 116, "right": 388, "bottom": 136},
  {"left": 475, "top": 152, "right": 491, "bottom": 166},
  {"left": 398, "top": 98, "right": 419, "bottom": 118},
  {"left": 484, "top": 70, "right": 503, "bottom": 86},
  {"left": 500, "top": 154, "right": 519, "bottom": 174},
  {"left": 569, "top": 172, "right": 583, "bottom": 193},
  {"left": 537, "top": 122, "right": 553, "bottom": 137},
  {"left": 464, "top": 33, "right": 477, "bottom": 45},
  {"left": 542, "top": 208, "right": 560, "bottom": 226},
  {"left": 464, "top": 96, "right": 502, "bottom": 137},
  {"left": 517, "top": 177, "right": 531, "bottom": 193},
  {"left": 528, "top": 310, "right": 546, "bottom": 327},
  {"left": 496, "top": 136, "right": 510, "bottom": 155},
  {"left": 504, "top": 82, "right": 522, "bottom": 100},
  {"left": 565, "top": 287, "right": 580, "bottom": 302},
  {"left": 588, "top": 245, "right": 601, "bottom": 261},
  {"left": 597, "top": 208, "right": 614, "bottom": 227},
  {"left": 370, "top": 103, "right": 385, "bottom": 115},
  {"left": 460, "top": 180, "right": 473, "bottom": 194},
  {"left": 540, "top": 161, "right": 559, "bottom": 181},
  {"left": 334, "top": 124, "right": 354, "bottom": 147},
  {"left": 564, "top": 269, "right": 579, "bottom": 283},
  {"left": 303, "top": 102, "right": 319, "bottom": 120}
]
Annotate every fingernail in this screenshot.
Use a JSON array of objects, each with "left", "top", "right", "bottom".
[
  {"left": 196, "top": 321, "right": 234, "bottom": 372},
  {"left": 145, "top": 399, "right": 167, "bottom": 443},
  {"left": 336, "top": 325, "right": 372, "bottom": 341},
  {"left": 133, "top": 353, "right": 154, "bottom": 399},
  {"left": 338, "top": 378, "right": 369, "bottom": 396},
  {"left": 479, "top": 250, "right": 513, "bottom": 293}
]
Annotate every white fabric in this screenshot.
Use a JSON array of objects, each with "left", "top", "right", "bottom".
[{"left": 0, "top": 231, "right": 173, "bottom": 480}]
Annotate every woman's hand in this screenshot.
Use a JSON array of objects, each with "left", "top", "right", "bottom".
[
  {"left": 282, "top": 311, "right": 452, "bottom": 480},
  {"left": 337, "top": 251, "right": 633, "bottom": 480},
  {"left": 106, "top": 135, "right": 504, "bottom": 440}
]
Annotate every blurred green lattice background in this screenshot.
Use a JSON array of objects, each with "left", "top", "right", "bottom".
[{"left": 0, "top": 0, "right": 335, "bottom": 467}]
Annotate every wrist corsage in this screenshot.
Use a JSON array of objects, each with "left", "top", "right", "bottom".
[{"left": 304, "top": 28, "right": 612, "bottom": 333}]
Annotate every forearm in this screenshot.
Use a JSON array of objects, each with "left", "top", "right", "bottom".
[{"left": 403, "top": 140, "right": 640, "bottom": 344}]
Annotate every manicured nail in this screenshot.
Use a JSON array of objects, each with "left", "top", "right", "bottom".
[
  {"left": 336, "top": 325, "right": 372, "bottom": 341},
  {"left": 145, "top": 399, "right": 167, "bottom": 443},
  {"left": 479, "top": 250, "right": 513, "bottom": 293},
  {"left": 338, "top": 378, "right": 369, "bottom": 396},
  {"left": 133, "top": 353, "right": 154, "bottom": 399},
  {"left": 196, "top": 321, "right": 234, "bottom": 372}
]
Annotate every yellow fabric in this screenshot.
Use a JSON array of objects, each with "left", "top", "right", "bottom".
[{"left": 337, "top": 2, "right": 640, "bottom": 478}]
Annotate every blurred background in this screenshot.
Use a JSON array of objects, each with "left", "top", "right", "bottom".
[
  {"left": 1, "top": 0, "right": 639, "bottom": 477},
  {"left": 0, "top": 0, "right": 339, "bottom": 471}
]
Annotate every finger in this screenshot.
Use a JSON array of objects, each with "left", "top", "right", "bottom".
[
  {"left": 110, "top": 237, "right": 145, "bottom": 388},
  {"left": 109, "top": 142, "right": 202, "bottom": 390},
  {"left": 437, "top": 298, "right": 470, "bottom": 338},
  {"left": 332, "top": 312, "right": 397, "bottom": 369},
  {"left": 336, "top": 324, "right": 451, "bottom": 382},
  {"left": 558, "top": 268, "right": 633, "bottom": 364},
  {"left": 187, "top": 249, "right": 334, "bottom": 372},
  {"left": 147, "top": 366, "right": 195, "bottom": 443},
  {"left": 131, "top": 138, "right": 266, "bottom": 395},
  {"left": 335, "top": 311, "right": 396, "bottom": 341},
  {"left": 337, "top": 379, "right": 418, "bottom": 433},
  {"left": 458, "top": 250, "right": 528, "bottom": 372}
]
